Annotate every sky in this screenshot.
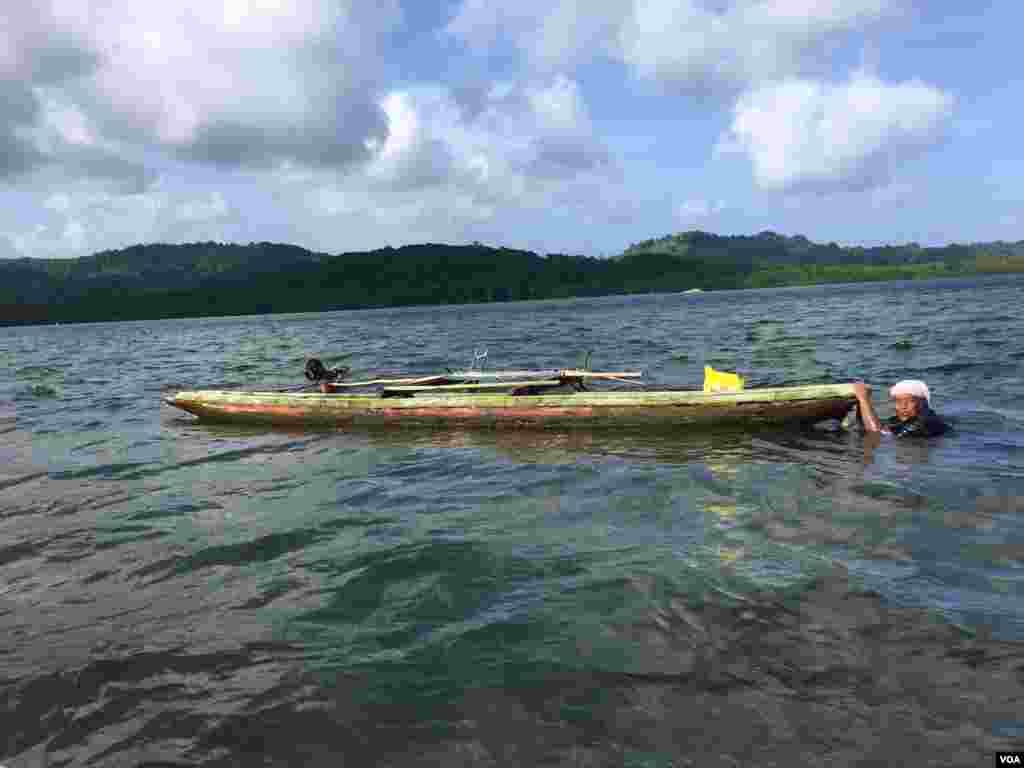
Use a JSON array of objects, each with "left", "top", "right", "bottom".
[{"left": 1, "top": 1, "right": 1021, "bottom": 260}]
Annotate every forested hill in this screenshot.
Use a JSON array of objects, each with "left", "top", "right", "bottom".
[
  {"left": 615, "top": 230, "right": 1024, "bottom": 287},
  {"left": 2, "top": 232, "right": 1023, "bottom": 325},
  {"left": 620, "top": 230, "right": 1024, "bottom": 270}
]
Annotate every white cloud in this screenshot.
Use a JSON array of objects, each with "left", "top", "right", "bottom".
[
  {"left": 2, "top": 75, "right": 627, "bottom": 258},
  {"left": 619, "top": 0, "right": 893, "bottom": 90},
  {"left": 38, "top": 94, "right": 96, "bottom": 148},
  {"left": 2, "top": 0, "right": 400, "bottom": 178},
  {"left": 268, "top": 77, "right": 626, "bottom": 252},
  {"left": 448, "top": 0, "right": 900, "bottom": 90},
  {"left": 446, "top": 0, "right": 628, "bottom": 70},
  {"left": 866, "top": 181, "right": 914, "bottom": 210},
  {"left": 444, "top": 0, "right": 947, "bottom": 200},
  {"left": 0, "top": 0, "right": 413, "bottom": 257},
  {"left": 82, "top": 0, "right": 384, "bottom": 142},
  {"left": 719, "top": 72, "right": 954, "bottom": 191},
  {"left": 527, "top": 75, "right": 589, "bottom": 130},
  {"left": 0, "top": 235, "right": 19, "bottom": 259},
  {"left": 178, "top": 192, "right": 229, "bottom": 223},
  {"left": 11, "top": 180, "right": 238, "bottom": 258},
  {"left": 676, "top": 198, "right": 725, "bottom": 221},
  {"left": 364, "top": 77, "right": 606, "bottom": 192},
  {"left": 0, "top": 3, "right": 97, "bottom": 84}
]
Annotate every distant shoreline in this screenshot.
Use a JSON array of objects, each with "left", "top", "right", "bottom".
[
  {"left": 5, "top": 271, "right": 1020, "bottom": 329},
  {"left": 2, "top": 233, "right": 1022, "bottom": 327}
]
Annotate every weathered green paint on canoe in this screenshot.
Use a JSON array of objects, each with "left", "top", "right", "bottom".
[{"left": 165, "top": 384, "right": 857, "bottom": 429}]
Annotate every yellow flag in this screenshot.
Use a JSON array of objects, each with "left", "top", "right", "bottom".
[{"left": 704, "top": 365, "right": 745, "bottom": 393}]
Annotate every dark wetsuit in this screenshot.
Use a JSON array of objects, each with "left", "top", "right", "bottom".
[{"left": 885, "top": 407, "right": 947, "bottom": 438}]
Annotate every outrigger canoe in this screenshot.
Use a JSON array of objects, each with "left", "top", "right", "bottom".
[{"left": 165, "top": 378, "right": 857, "bottom": 429}]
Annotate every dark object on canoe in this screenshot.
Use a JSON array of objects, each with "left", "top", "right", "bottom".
[
  {"left": 304, "top": 358, "right": 350, "bottom": 383},
  {"left": 164, "top": 384, "right": 858, "bottom": 429}
]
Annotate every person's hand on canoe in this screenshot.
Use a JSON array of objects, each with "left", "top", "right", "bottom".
[{"left": 851, "top": 381, "right": 882, "bottom": 433}]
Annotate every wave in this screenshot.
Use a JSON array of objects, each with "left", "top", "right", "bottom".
[
  {"left": 0, "top": 470, "right": 49, "bottom": 492},
  {"left": 919, "top": 361, "right": 1006, "bottom": 376},
  {"left": 948, "top": 404, "right": 1024, "bottom": 429}
]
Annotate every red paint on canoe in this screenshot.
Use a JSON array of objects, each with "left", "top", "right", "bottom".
[{"left": 218, "top": 403, "right": 312, "bottom": 418}]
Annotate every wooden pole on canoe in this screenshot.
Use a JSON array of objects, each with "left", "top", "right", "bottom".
[
  {"left": 443, "top": 370, "right": 643, "bottom": 380},
  {"left": 330, "top": 371, "right": 643, "bottom": 387},
  {"left": 324, "top": 374, "right": 453, "bottom": 388},
  {"left": 559, "top": 370, "right": 643, "bottom": 379},
  {"left": 382, "top": 380, "right": 564, "bottom": 393}
]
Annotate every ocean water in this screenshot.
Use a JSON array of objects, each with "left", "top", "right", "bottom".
[{"left": 3, "top": 275, "right": 1024, "bottom": 766}]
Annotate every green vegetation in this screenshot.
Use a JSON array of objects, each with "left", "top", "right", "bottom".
[
  {"left": 1, "top": 232, "right": 1022, "bottom": 326},
  {"left": 743, "top": 260, "right": 966, "bottom": 288}
]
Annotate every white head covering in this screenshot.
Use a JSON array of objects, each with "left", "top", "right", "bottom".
[{"left": 890, "top": 379, "right": 930, "bottom": 404}]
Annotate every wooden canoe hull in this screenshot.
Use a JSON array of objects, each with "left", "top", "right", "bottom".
[{"left": 165, "top": 384, "right": 857, "bottom": 429}]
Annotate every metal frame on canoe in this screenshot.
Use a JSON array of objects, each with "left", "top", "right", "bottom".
[{"left": 165, "top": 383, "right": 858, "bottom": 428}]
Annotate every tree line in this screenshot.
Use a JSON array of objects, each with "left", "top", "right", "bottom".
[{"left": 1, "top": 232, "right": 1022, "bottom": 325}]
